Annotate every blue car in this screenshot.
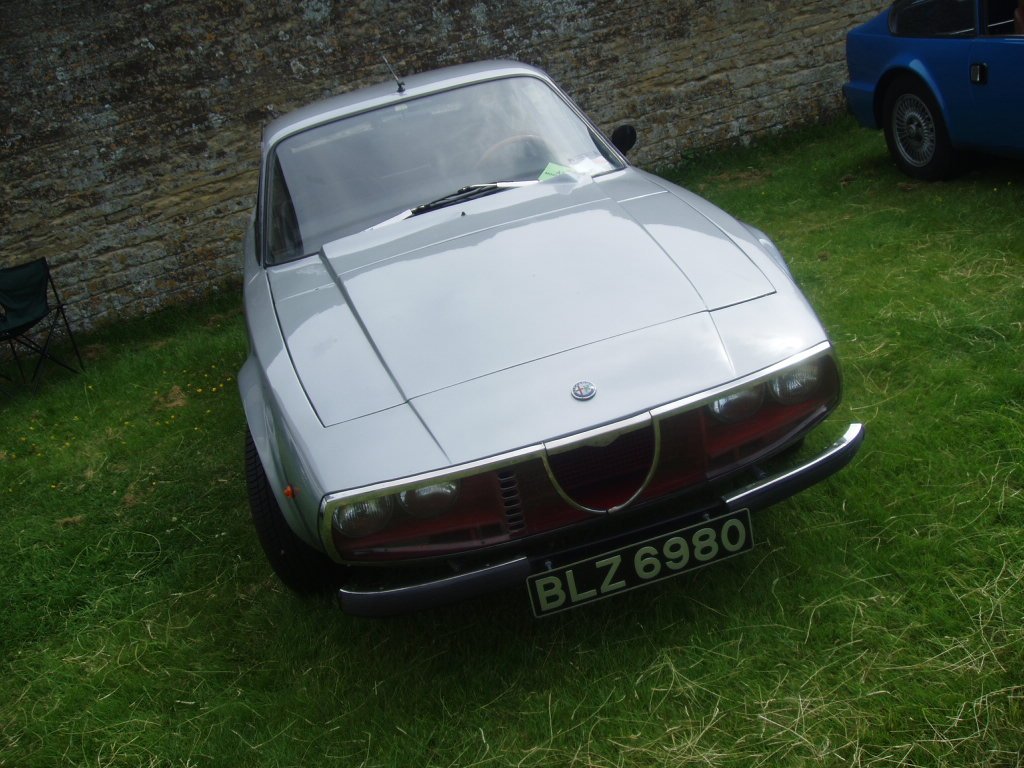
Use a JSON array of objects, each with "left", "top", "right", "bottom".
[{"left": 844, "top": 0, "right": 1024, "bottom": 179}]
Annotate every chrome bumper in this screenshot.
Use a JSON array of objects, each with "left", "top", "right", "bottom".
[
  {"left": 338, "top": 423, "right": 865, "bottom": 617},
  {"left": 724, "top": 422, "right": 865, "bottom": 513}
]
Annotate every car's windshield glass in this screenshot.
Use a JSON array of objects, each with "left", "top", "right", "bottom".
[{"left": 264, "top": 75, "right": 623, "bottom": 264}]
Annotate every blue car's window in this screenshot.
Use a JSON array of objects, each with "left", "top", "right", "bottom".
[
  {"left": 983, "top": 0, "right": 1019, "bottom": 33},
  {"left": 890, "top": 0, "right": 976, "bottom": 36},
  {"left": 263, "top": 76, "right": 624, "bottom": 265}
]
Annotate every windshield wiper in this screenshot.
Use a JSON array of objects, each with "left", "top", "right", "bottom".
[
  {"left": 411, "top": 182, "right": 530, "bottom": 215},
  {"left": 369, "top": 180, "right": 538, "bottom": 230}
]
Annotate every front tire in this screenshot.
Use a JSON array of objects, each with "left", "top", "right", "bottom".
[
  {"left": 882, "top": 76, "right": 955, "bottom": 180},
  {"left": 245, "top": 429, "right": 345, "bottom": 593}
]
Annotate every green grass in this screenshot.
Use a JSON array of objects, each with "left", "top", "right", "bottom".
[{"left": 2, "top": 118, "right": 1022, "bottom": 767}]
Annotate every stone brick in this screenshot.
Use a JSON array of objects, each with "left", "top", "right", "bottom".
[{"left": 1, "top": 0, "right": 880, "bottom": 331}]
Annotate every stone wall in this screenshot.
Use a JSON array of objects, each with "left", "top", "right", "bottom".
[{"left": 1, "top": 0, "right": 880, "bottom": 331}]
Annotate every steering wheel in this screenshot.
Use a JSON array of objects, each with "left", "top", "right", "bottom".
[{"left": 475, "top": 134, "right": 550, "bottom": 171}]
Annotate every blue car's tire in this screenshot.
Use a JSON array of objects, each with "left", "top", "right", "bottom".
[
  {"left": 245, "top": 429, "right": 346, "bottom": 593},
  {"left": 882, "top": 76, "right": 956, "bottom": 180}
]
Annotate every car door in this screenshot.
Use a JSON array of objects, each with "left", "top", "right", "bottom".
[
  {"left": 888, "top": 0, "right": 977, "bottom": 142},
  {"left": 966, "top": 0, "right": 1024, "bottom": 151}
]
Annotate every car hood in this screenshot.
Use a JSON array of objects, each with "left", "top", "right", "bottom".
[{"left": 269, "top": 173, "right": 778, "bottom": 434}]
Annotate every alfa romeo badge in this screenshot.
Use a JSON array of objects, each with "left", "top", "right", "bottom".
[{"left": 571, "top": 381, "right": 597, "bottom": 401}]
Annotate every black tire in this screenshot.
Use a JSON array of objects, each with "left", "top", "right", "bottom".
[
  {"left": 245, "top": 429, "right": 345, "bottom": 593},
  {"left": 882, "top": 75, "right": 956, "bottom": 180}
]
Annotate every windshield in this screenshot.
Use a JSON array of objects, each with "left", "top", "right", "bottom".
[{"left": 264, "top": 75, "right": 624, "bottom": 263}]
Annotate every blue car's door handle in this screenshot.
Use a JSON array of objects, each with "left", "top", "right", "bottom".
[{"left": 970, "top": 62, "right": 989, "bottom": 85}]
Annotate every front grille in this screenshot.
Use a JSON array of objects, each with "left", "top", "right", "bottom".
[{"left": 545, "top": 425, "right": 656, "bottom": 510}]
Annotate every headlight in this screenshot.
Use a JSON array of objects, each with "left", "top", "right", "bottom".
[
  {"left": 398, "top": 481, "right": 460, "bottom": 519},
  {"left": 769, "top": 359, "right": 823, "bottom": 404},
  {"left": 332, "top": 497, "right": 394, "bottom": 538},
  {"left": 709, "top": 385, "right": 764, "bottom": 423}
]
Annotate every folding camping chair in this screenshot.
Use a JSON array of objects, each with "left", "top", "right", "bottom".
[{"left": 0, "top": 258, "right": 84, "bottom": 383}]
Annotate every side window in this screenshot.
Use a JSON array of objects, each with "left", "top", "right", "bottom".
[
  {"left": 266, "top": 155, "right": 304, "bottom": 265},
  {"left": 890, "top": 0, "right": 977, "bottom": 36},
  {"left": 984, "top": 0, "right": 1018, "bottom": 33}
]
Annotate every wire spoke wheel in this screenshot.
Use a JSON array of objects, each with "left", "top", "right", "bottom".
[
  {"left": 892, "top": 94, "right": 936, "bottom": 168},
  {"left": 882, "top": 75, "right": 955, "bottom": 180}
]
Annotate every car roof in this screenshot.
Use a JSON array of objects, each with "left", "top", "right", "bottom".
[{"left": 261, "top": 60, "right": 552, "bottom": 153}]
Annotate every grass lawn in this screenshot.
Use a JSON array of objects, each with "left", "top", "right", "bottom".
[{"left": 1, "top": 118, "right": 1022, "bottom": 767}]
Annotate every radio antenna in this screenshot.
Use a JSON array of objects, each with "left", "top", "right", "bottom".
[{"left": 382, "top": 55, "right": 405, "bottom": 94}]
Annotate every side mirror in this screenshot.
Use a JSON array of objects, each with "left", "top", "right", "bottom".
[{"left": 611, "top": 124, "right": 637, "bottom": 155}]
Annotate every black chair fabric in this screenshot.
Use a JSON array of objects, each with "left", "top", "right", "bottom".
[{"left": 0, "top": 258, "right": 84, "bottom": 382}]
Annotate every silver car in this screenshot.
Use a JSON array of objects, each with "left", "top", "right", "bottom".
[{"left": 239, "top": 61, "right": 864, "bottom": 617}]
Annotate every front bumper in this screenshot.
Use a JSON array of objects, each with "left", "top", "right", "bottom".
[{"left": 337, "top": 422, "right": 865, "bottom": 617}]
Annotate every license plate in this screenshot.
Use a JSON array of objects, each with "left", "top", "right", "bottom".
[{"left": 527, "top": 509, "right": 753, "bottom": 616}]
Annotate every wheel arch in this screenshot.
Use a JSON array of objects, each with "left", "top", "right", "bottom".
[
  {"left": 239, "top": 356, "right": 325, "bottom": 551},
  {"left": 873, "top": 65, "right": 948, "bottom": 130}
]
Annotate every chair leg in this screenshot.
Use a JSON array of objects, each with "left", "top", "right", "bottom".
[
  {"left": 30, "top": 314, "right": 56, "bottom": 382},
  {"left": 0, "top": 357, "right": 11, "bottom": 395},
  {"left": 9, "top": 340, "right": 27, "bottom": 383},
  {"left": 29, "top": 312, "right": 82, "bottom": 382},
  {"left": 58, "top": 304, "right": 85, "bottom": 372}
]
